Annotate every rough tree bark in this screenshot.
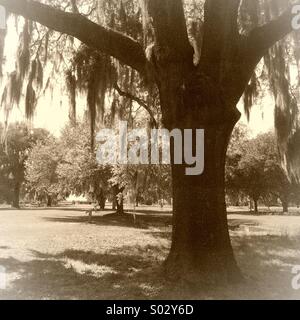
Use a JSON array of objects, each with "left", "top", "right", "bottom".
[
  {"left": 95, "top": 189, "right": 106, "bottom": 210},
  {"left": 164, "top": 107, "right": 241, "bottom": 283},
  {"left": 12, "top": 182, "right": 20, "bottom": 209},
  {"left": 99, "top": 197, "right": 106, "bottom": 211},
  {"left": 112, "top": 198, "right": 117, "bottom": 211},
  {"left": 47, "top": 195, "right": 52, "bottom": 207},
  {"left": 145, "top": 0, "right": 244, "bottom": 283},
  {"left": 1, "top": 0, "right": 298, "bottom": 284},
  {"left": 113, "top": 185, "right": 124, "bottom": 215},
  {"left": 116, "top": 195, "right": 124, "bottom": 215},
  {"left": 280, "top": 197, "right": 289, "bottom": 213},
  {"left": 253, "top": 198, "right": 259, "bottom": 214}
]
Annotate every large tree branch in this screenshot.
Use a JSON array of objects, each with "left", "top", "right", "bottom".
[
  {"left": 0, "top": 0, "right": 147, "bottom": 74},
  {"left": 247, "top": 3, "right": 300, "bottom": 61},
  {"left": 145, "top": 0, "right": 192, "bottom": 60},
  {"left": 114, "top": 83, "right": 158, "bottom": 128},
  {"left": 221, "top": 2, "right": 300, "bottom": 105},
  {"left": 199, "top": 0, "right": 241, "bottom": 79}
]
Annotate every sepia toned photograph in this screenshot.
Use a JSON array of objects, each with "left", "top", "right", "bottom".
[{"left": 0, "top": 0, "right": 300, "bottom": 304}]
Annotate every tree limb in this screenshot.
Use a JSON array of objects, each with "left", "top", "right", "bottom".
[
  {"left": 247, "top": 3, "right": 300, "bottom": 60},
  {"left": 114, "top": 83, "right": 158, "bottom": 128},
  {"left": 220, "top": 2, "right": 300, "bottom": 105},
  {"left": 145, "top": 0, "right": 192, "bottom": 59},
  {"left": 0, "top": 0, "right": 147, "bottom": 74},
  {"left": 199, "top": 0, "right": 241, "bottom": 79}
]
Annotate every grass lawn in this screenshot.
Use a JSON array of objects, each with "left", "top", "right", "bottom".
[{"left": 0, "top": 204, "right": 300, "bottom": 300}]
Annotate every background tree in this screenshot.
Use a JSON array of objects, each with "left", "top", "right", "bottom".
[
  {"left": 226, "top": 123, "right": 250, "bottom": 206},
  {"left": 261, "top": 133, "right": 299, "bottom": 213},
  {"left": 233, "top": 134, "right": 275, "bottom": 214},
  {"left": 0, "top": 123, "right": 49, "bottom": 207},
  {"left": 143, "top": 165, "right": 172, "bottom": 207},
  {"left": 57, "top": 122, "right": 112, "bottom": 209},
  {"left": 227, "top": 132, "right": 300, "bottom": 214},
  {"left": 109, "top": 163, "right": 171, "bottom": 212},
  {"left": 25, "top": 136, "right": 61, "bottom": 207}
]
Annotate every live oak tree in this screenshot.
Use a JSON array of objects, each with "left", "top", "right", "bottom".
[
  {"left": 57, "top": 122, "right": 112, "bottom": 209},
  {"left": 1, "top": 0, "right": 300, "bottom": 284},
  {"left": 226, "top": 123, "right": 250, "bottom": 206},
  {"left": 109, "top": 163, "right": 171, "bottom": 209},
  {"left": 256, "top": 133, "right": 300, "bottom": 214},
  {"left": 0, "top": 123, "right": 49, "bottom": 208},
  {"left": 227, "top": 132, "right": 300, "bottom": 213},
  {"left": 227, "top": 132, "right": 278, "bottom": 214},
  {"left": 25, "top": 136, "right": 61, "bottom": 207},
  {"left": 0, "top": 124, "right": 29, "bottom": 208}
]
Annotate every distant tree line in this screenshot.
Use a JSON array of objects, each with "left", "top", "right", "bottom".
[
  {"left": 0, "top": 123, "right": 49, "bottom": 208},
  {"left": 226, "top": 125, "right": 300, "bottom": 214},
  {"left": 1, "top": 122, "right": 299, "bottom": 215},
  {"left": 0, "top": 121, "right": 172, "bottom": 211}
]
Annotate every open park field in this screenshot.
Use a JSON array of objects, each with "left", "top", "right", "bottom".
[{"left": 0, "top": 205, "right": 300, "bottom": 300}]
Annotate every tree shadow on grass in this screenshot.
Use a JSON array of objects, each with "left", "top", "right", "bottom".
[
  {"left": 149, "top": 230, "right": 172, "bottom": 240},
  {"left": 127, "top": 209, "right": 172, "bottom": 215},
  {"left": 228, "top": 210, "right": 267, "bottom": 216},
  {"left": 228, "top": 218, "right": 259, "bottom": 231},
  {"left": 145, "top": 225, "right": 300, "bottom": 299},
  {"left": 43, "top": 213, "right": 142, "bottom": 229},
  {"left": 147, "top": 219, "right": 257, "bottom": 239},
  {"left": 42, "top": 212, "right": 173, "bottom": 230},
  {"left": 0, "top": 247, "right": 168, "bottom": 300},
  {"left": 1, "top": 232, "right": 300, "bottom": 300},
  {"left": 228, "top": 232, "right": 300, "bottom": 299},
  {"left": 0, "top": 207, "right": 114, "bottom": 213}
]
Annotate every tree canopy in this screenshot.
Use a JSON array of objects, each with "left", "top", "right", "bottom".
[
  {"left": 227, "top": 129, "right": 300, "bottom": 213},
  {"left": 0, "top": 122, "right": 49, "bottom": 207}
]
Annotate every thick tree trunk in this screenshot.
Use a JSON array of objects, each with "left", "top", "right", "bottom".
[
  {"left": 249, "top": 199, "right": 253, "bottom": 211},
  {"left": 12, "top": 182, "right": 20, "bottom": 209},
  {"left": 163, "top": 95, "right": 242, "bottom": 284},
  {"left": 116, "top": 196, "right": 124, "bottom": 215},
  {"left": 113, "top": 186, "right": 124, "bottom": 215},
  {"left": 281, "top": 198, "right": 289, "bottom": 214},
  {"left": 112, "top": 198, "right": 117, "bottom": 210},
  {"left": 96, "top": 190, "right": 106, "bottom": 210},
  {"left": 99, "top": 197, "right": 106, "bottom": 211},
  {"left": 253, "top": 199, "right": 258, "bottom": 214},
  {"left": 47, "top": 196, "right": 52, "bottom": 207}
]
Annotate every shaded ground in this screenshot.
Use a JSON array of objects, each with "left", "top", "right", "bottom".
[{"left": 0, "top": 205, "right": 300, "bottom": 299}]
